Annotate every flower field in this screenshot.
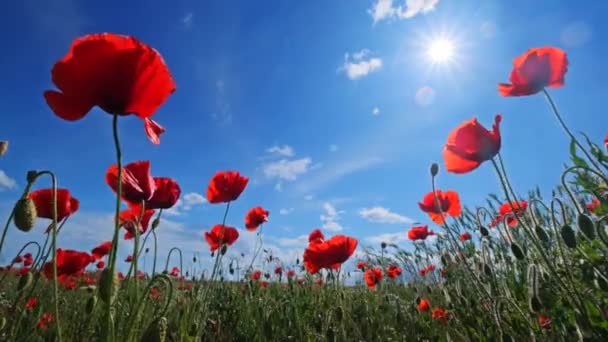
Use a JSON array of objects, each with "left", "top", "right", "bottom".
[{"left": 1, "top": 14, "right": 608, "bottom": 342}]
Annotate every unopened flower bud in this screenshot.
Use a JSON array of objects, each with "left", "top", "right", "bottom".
[
  {"left": 13, "top": 198, "right": 37, "bottom": 232},
  {"left": 86, "top": 295, "right": 97, "bottom": 314},
  {"left": 430, "top": 163, "right": 439, "bottom": 177},
  {"left": 152, "top": 217, "right": 161, "bottom": 230},
  {"left": 17, "top": 271, "right": 33, "bottom": 291},
  {"left": 0, "top": 141, "right": 8, "bottom": 156},
  {"left": 510, "top": 243, "right": 526, "bottom": 260},
  {"left": 99, "top": 269, "right": 119, "bottom": 304},
  {"left": 560, "top": 224, "right": 577, "bottom": 249},
  {"left": 529, "top": 296, "right": 542, "bottom": 313},
  {"left": 26, "top": 171, "right": 38, "bottom": 183},
  {"left": 220, "top": 244, "right": 228, "bottom": 255},
  {"left": 577, "top": 214, "right": 596, "bottom": 240},
  {"left": 381, "top": 242, "right": 387, "bottom": 249},
  {"left": 535, "top": 225, "right": 550, "bottom": 243},
  {"left": 480, "top": 226, "right": 489, "bottom": 237}
]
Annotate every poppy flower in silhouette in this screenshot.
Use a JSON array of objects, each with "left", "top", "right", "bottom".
[
  {"left": 125, "top": 255, "right": 133, "bottom": 263},
  {"left": 460, "top": 232, "right": 472, "bottom": 241},
  {"left": 251, "top": 270, "right": 262, "bottom": 281},
  {"left": 418, "top": 190, "right": 462, "bottom": 224},
  {"left": 308, "top": 229, "right": 325, "bottom": 244},
  {"left": 386, "top": 265, "right": 402, "bottom": 279},
  {"left": 43, "top": 249, "right": 93, "bottom": 280},
  {"left": 23, "top": 254, "right": 33, "bottom": 267},
  {"left": 119, "top": 205, "right": 156, "bottom": 240},
  {"left": 407, "top": 225, "right": 434, "bottom": 241},
  {"left": 498, "top": 47, "right": 568, "bottom": 97},
  {"left": 417, "top": 298, "right": 431, "bottom": 312},
  {"left": 443, "top": 115, "right": 502, "bottom": 174},
  {"left": 587, "top": 198, "right": 600, "bottom": 215},
  {"left": 364, "top": 267, "right": 383, "bottom": 289},
  {"left": 356, "top": 261, "right": 369, "bottom": 271},
  {"left": 490, "top": 201, "right": 528, "bottom": 228},
  {"left": 91, "top": 241, "right": 112, "bottom": 260},
  {"left": 432, "top": 308, "right": 449, "bottom": 323},
  {"left": 146, "top": 177, "right": 181, "bottom": 209},
  {"left": 303, "top": 234, "right": 357, "bottom": 274},
  {"left": 170, "top": 267, "right": 180, "bottom": 277},
  {"left": 28, "top": 189, "right": 79, "bottom": 222},
  {"left": 245, "top": 206, "right": 269, "bottom": 231},
  {"left": 96, "top": 261, "right": 105, "bottom": 269},
  {"left": 43, "top": 33, "right": 176, "bottom": 144},
  {"left": 106, "top": 161, "right": 156, "bottom": 205},
  {"left": 204, "top": 224, "right": 239, "bottom": 252},
  {"left": 206, "top": 171, "right": 248, "bottom": 204},
  {"left": 274, "top": 266, "right": 282, "bottom": 275},
  {"left": 286, "top": 270, "right": 296, "bottom": 278}
]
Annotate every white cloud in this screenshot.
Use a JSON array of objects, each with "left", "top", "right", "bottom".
[
  {"left": 276, "top": 234, "right": 308, "bottom": 247},
  {"left": 0, "top": 170, "right": 16, "bottom": 191},
  {"left": 372, "top": 107, "right": 380, "bottom": 116},
  {"left": 296, "top": 157, "right": 383, "bottom": 194},
  {"left": 164, "top": 192, "right": 206, "bottom": 216},
  {"left": 359, "top": 206, "right": 414, "bottom": 224},
  {"left": 561, "top": 21, "right": 592, "bottom": 48},
  {"left": 329, "top": 144, "right": 339, "bottom": 152},
  {"left": 415, "top": 86, "right": 436, "bottom": 106},
  {"left": 263, "top": 158, "right": 312, "bottom": 181},
  {"left": 369, "top": 0, "right": 439, "bottom": 23},
  {"left": 340, "top": 50, "right": 383, "bottom": 80},
  {"left": 365, "top": 232, "right": 408, "bottom": 245},
  {"left": 274, "top": 182, "right": 283, "bottom": 192},
  {"left": 320, "top": 202, "right": 344, "bottom": 232},
  {"left": 279, "top": 208, "right": 294, "bottom": 215},
  {"left": 304, "top": 194, "right": 314, "bottom": 201},
  {"left": 266, "top": 145, "right": 294, "bottom": 157},
  {"left": 182, "top": 12, "right": 194, "bottom": 28}
]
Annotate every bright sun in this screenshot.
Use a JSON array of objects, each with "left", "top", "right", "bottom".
[{"left": 427, "top": 39, "right": 454, "bottom": 63}]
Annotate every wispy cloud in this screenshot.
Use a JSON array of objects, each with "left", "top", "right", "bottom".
[
  {"left": 25, "top": 0, "right": 87, "bottom": 41},
  {"left": 266, "top": 145, "right": 295, "bottom": 157},
  {"left": 211, "top": 80, "right": 233, "bottom": 125},
  {"left": 359, "top": 206, "right": 414, "bottom": 224},
  {"left": 263, "top": 158, "right": 312, "bottom": 181},
  {"left": 296, "top": 157, "right": 384, "bottom": 194},
  {"left": 329, "top": 144, "right": 339, "bottom": 152},
  {"left": 372, "top": 107, "right": 380, "bottom": 116},
  {"left": 365, "top": 232, "right": 408, "bottom": 245},
  {"left": 279, "top": 208, "right": 294, "bottom": 215},
  {"left": 164, "top": 192, "right": 206, "bottom": 216},
  {"left": 181, "top": 12, "right": 194, "bottom": 29},
  {"left": 0, "top": 170, "right": 17, "bottom": 191},
  {"left": 320, "top": 202, "right": 344, "bottom": 232},
  {"left": 369, "top": 0, "right": 439, "bottom": 23},
  {"left": 340, "top": 49, "right": 383, "bottom": 80}
]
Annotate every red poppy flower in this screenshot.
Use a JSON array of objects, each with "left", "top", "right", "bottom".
[
  {"left": 490, "top": 201, "right": 528, "bottom": 228},
  {"left": 364, "top": 267, "right": 383, "bottom": 288},
  {"left": 170, "top": 267, "right": 180, "bottom": 277},
  {"left": 119, "top": 205, "right": 156, "bottom": 240},
  {"left": 297, "top": 277, "right": 305, "bottom": 285},
  {"left": 125, "top": 255, "right": 133, "bottom": 263},
  {"left": 146, "top": 177, "right": 181, "bottom": 209},
  {"left": 418, "top": 190, "right": 462, "bottom": 224},
  {"left": 426, "top": 264, "right": 436, "bottom": 272},
  {"left": 587, "top": 198, "right": 600, "bottom": 215},
  {"left": 417, "top": 298, "right": 430, "bottom": 312},
  {"left": 43, "top": 33, "right": 176, "bottom": 144},
  {"left": 149, "top": 287, "right": 161, "bottom": 300},
  {"left": 443, "top": 115, "right": 502, "bottom": 174},
  {"left": 204, "top": 224, "right": 239, "bottom": 252},
  {"left": 538, "top": 315, "right": 551, "bottom": 329},
  {"left": 118, "top": 272, "right": 125, "bottom": 280},
  {"left": 37, "top": 312, "right": 53, "bottom": 330},
  {"left": 432, "top": 308, "right": 449, "bottom": 323},
  {"left": 260, "top": 281, "right": 269, "bottom": 289},
  {"left": 286, "top": 270, "right": 296, "bottom": 278},
  {"left": 206, "top": 171, "right": 249, "bottom": 204},
  {"left": 459, "top": 232, "right": 472, "bottom": 241},
  {"left": 308, "top": 229, "right": 325, "bottom": 244},
  {"left": 356, "top": 261, "right": 369, "bottom": 271},
  {"left": 96, "top": 261, "right": 105, "bottom": 269},
  {"left": 25, "top": 297, "right": 38, "bottom": 311},
  {"left": 91, "top": 241, "right": 112, "bottom": 260},
  {"left": 43, "top": 249, "right": 93, "bottom": 280},
  {"left": 274, "top": 266, "right": 283, "bottom": 275},
  {"left": 419, "top": 268, "right": 428, "bottom": 277},
  {"left": 498, "top": 47, "right": 568, "bottom": 97},
  {"left": 137, "top": 270, "right": 146, "bottom": 280},
  {"left": 13, "top": 255, "right": 23, "bottom": 264},
  {"left": 82, "top": 276, "right": 96, "bottom": 286},
  {"left": 251, "top": 270, "right": 262, "bottom": 281},
  {"left": 18, "top": 267, "right": 30, "bottom": 276},
  {"left": 386, "top": 265, "right": 402, "bottom": 279},
  {"left": 28, "top": 189, "right": 79, "bottom": 222},
  {"left": 245, "top": 206, "right": 269, "bottom": 231},
  {"left": 316, "top": 278, "right": 324, "bottom": 286},
  {"left": 407, "top": 225, "right": 434, "bottom": 241},
  {"left": 106, "top": 161, "right": 156, "bottom": 205},
  {"left": 303, "top": 234, "right": 358, "bottom": 274}
]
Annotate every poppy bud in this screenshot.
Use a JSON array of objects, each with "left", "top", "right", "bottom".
[
  {"left": 529, "top": 296, "right": 542, "bottom": 313},
  {"left": 535, "top": 225, "right": 550, "bottom": 243},
  {"left": 335, "top": 306, "right": 343, "bottom": 322},
  {"left": 141, "top": 317, "right": 168, "bottom": 342},
  {"left": 296, "top": 258, "right": 300, "bottom": 265},
  {"left": 188, "top": 322, "right": 199, "bottom": 337},
  {"left": 17, "top": 271, "right": 33, "bottom": 291},
  {"left": 0, "top": 317, "right": 5, "bottom": 331},
  {"left": 560, "top": 224, "right": 577, "bottom": 248},
  {"left": 26, "top": 170, "right": 38, "bottom": 183},
  {"left": 480, "top": 226, "right": 489, "bottom": 237},
  {"left": 229, "top": 267, "right": 234, "bottom": 275},
  {"left": 511, "top": 243, "right": 526, "bottom": 260},
  {"left": 152, "top": 217, "right": 161, "bottom": 230},
  {"left": 145, "top": 248, "right": 150, "bottom": 254},
  {"left": 483, "top": 263, "right": 493, "bottom": 277},
  {"left": 86, "top": 295, "right": 97, "bottom": 314},
  {"left": 381, "top": 242, "right": 387, "bottom": 249},
  {"left": 220, "top": 244, "right": 228, "bottom": 255},
  {"left": 430, "top": 163, "right": 439, "bottom": 177},
  {"left": 597, "top": 273, "right": 608, "bottom": 291},
  {"left": 99, "top": 269, "right": 119, "bottom": 304},
  {"left": 193, "top": 256, "right": 197, "bottom": 263},
  {"left": 577, "top": 214, "right": 595, "bottom": 240},
  {"left": 0, "top": 141, "right": 8, "bottom": 156},
  {"left": 13, "top": 198, "right": 37, "bottom": 232}
]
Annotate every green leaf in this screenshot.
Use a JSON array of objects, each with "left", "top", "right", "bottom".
[{"left": 570, "top": 138, "right": 589, "bottom": 168}]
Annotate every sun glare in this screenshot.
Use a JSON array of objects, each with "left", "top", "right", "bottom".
[{"left": 427, "top": 39, "right": 454, "bottom": 63}]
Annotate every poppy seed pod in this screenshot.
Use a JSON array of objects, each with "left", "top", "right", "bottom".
[
  {"left": 577, "top": 214, "right": 596, "bottom": 240},
  {"left": 535, "top": 225, "right": 550, "bottom": 243},
  {"left": 17, "top": 271, "right": 33, "bottom": 291},
  {"left": 560, "top": 224, "right": 577, "bottom": 248},
  {"left": 511, "top": 243, "right": 526, "bottom": 260},
  {"left": 13, "top": 198, "right": 37, "bottom": 232},
  {"left": 0, "top": 141, "right": 8, "bottom": 156},
  {"left": 86, "top": 295, "right": 97, "bottom": 314},
  {"left": 430, "top": 163, "right": 439, "bottom": 177}
]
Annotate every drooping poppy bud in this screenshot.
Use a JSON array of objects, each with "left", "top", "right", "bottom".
[
  {"left": 99, "top": 269, "right": 119, "bottom": 304},
  {"left": 511, "top": 243, "right": 526, "bottom": 260},
  {"left": 577, "top": 214, "right": 596, "bottom": 240},
  {"left": 0, "top": 141, "right": 8, "bottom": 156},
  {"left": 430, "top": 163, "right": 439, "bottom": 177},
  {"left": 560, "top": 224, "right": 577, "bottom": 249},
  {"left": 13, "top": 198, "right": 37, "bottom": 232},
  {"left": 535, "top": 225, "right": 550, "bottom": 243}
]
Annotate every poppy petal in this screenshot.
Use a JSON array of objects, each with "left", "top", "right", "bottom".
[
  {"left": 143, "top": 118, "right": 165, "bottom": 145},
  {"left": 43, "top": 90, "right": 93, "bottom": 121}
]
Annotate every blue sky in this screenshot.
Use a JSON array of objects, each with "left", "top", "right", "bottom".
[{"left": 0, "top": 0, "right": 607, "bottom": 274}]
